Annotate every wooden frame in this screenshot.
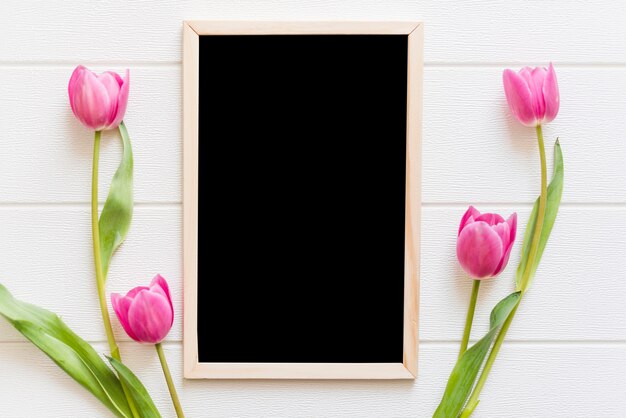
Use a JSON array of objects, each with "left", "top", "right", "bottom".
[{"left": 183, "top": 21, "right": 422, "bottom": 379}]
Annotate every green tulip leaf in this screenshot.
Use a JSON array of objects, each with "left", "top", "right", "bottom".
[
  {"left": 433, "top": 291, "right": 521, "bottom": 418},
  {"left": 99, "top": 121, "right": 133, "bottom": 280},
  {"left": 108, "top": 356, "right": 162, "bottom": 418},
  {"left": 0, "top": 282, "right": 132, "bottom": 418},
  {"left": 516, "top": 140, "right": 564, "bottom": 293}
]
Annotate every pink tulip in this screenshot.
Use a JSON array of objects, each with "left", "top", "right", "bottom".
[
  {"left": 68, "top": 65, "right": 129, "bottom": 131},
  {"left": 503, "top": 63, "right": 559, "bottom": 127},
  {"left": 111, "top": 274, "right": 173, "bottom": 344},
  {"left": 456, "top": 206, "right": 517, "bottom": 279}
]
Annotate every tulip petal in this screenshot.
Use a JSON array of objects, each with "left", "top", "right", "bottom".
[
  {"left": 506, "top": 212, "right": 518, "bottom": 252},
  {"left": 73, "top": 69, "right": 111, "bottom": 130},
  {"left": 108, "top": 69, "right": 129, "bottom": 130},
  {"left": 97, "top": 72, "right": 121, "bottom": 126},
  {"left": 492, "top": 213, "right": 518, "bottom": 276},
  {"left": 125, "top": 286, "right": 150, "bottom": 299},
  {"left": 68, "top": 65, "right": 87, "bottom": 118},
  {"left": 491, "top": 222, "right": 510, "bottom": 275},
  {"left": 458, "top": 206, "right": 481, "bottom": 236},
  {"left": 456, "top": 221, "right": 504, "bottom": 279},
  {"left": 492, "top": 221, "right": 510, "bottom": 250},
  {"left": 529, "top": 67, "right": 548, "bottom": 120},
  {"left": 542, "top": 63, "right": 560, "bottom": 124},
  {"left": 105, "top": 70, "right": 124, "bottom": 87},
  {"left": 150, "top": 274, "right": 174, "bottom": 326},
  {"left": 518, "top": 67, "right": 538, "bottom": 113},
  {"left": 503, "top": 69, "right": 537, "bottom": 127},
  {"left": 111, "top": 293, "right": 139, "bottom": 341},
  {"left": 127, "top": 290, "right": 173, "bottom": 344},
  {"left": 474, "top": 212, "right": 505, "bottom": 226}
]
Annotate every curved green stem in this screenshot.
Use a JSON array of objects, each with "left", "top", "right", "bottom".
[
  {"left": 460, "top": 301, "right": 520, "bottom": 418},
  {"left": 459, "top": 125, "right": 548, "bottom": 417},
  {"left": 92, "top": 131, "right": 118, "bottom": 357},
  {"left": 521, "top": 125, "right": 549, "bottom": 291},
  {"left": 459, "top": 280, "right": 481, "bottom": 359},
  {"left": 92, "top": 131, "right": 139, "bottom": 418},
  {"left": 156, "top": 343, "right": 185, "bottom": 418}
]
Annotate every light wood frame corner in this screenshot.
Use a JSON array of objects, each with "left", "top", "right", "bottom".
[{"left": 183, "top": 21, "right": 422, "bottom": 380}]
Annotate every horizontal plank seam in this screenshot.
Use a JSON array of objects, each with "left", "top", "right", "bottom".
[
  {"left": 0, "top": 61, "right": 181, "bottom": 68},
  {"left": 421, "top": 202, "right": 626, "bottom": 209},
  {"left": 0, "top": 340, "right": 182, "bottom": 346},
  {"left": 0, "top": 202, "right": 623, "bottom": 209},
  {"left": 2, "top": 340, "right": 626, "bottom": 346},
  {"left": 425, "top": 62, "right": 626, "bottom": 68},
  {"left": 2, "top": 61, "right": 626, "bottom": 69},
  {"left": 0, "top": 202, "right": 182, "bottom": 209},
  {"left": 421, "top": 340, "right": 626, "bottom": 345}
]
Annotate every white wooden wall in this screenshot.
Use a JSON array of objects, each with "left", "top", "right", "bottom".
[{"left": 1, "top": 1, "right": 625, "bottom": 417}]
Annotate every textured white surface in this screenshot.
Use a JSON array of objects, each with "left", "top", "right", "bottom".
[{"left": 0, "top": 1, "right": 625, "bottom": 417}]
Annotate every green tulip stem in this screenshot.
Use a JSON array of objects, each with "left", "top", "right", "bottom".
[
  {"left": 156, "top": 343, "right": 185, "bottom": 418},
  {"left": 92, "top": 131, "right": 139, "bottom": 418},
  {"left": 522, "top": 124, "right": 549, "bottom": 292},
  {"left": 92, "top": 131, "right": 118, "bottom": 359},
  {"left": 459, "top": 279, "right": 481, "bottom": 359},
  {"left": 460, "top": 300, "right": 520, "bottom": 418},
  {"left": 460, "top": 124, "right": 548, "bottom": 417}
]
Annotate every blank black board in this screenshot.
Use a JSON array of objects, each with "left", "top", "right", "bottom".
[{"left": 197, "top": 34, "right": 408, "bottom": 364}]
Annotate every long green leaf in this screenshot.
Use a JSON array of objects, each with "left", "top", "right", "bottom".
[
  {"left": 0, "top": 283, "right": 132, "bottom": 418},
  {"left": 15, "top": 322, "right": 130, "bottom": 417},
  {"left": 433, "top": 291, "right": 521, "bottom": 418},
  {"left": 516, "top": 140, "right": 564, "bottom": 292},
  {"left": 99, "top": 121, "right": 133, "bottom": 280},
  {"left": 109, "top": 357, "right": 162, "bottom": 418}
]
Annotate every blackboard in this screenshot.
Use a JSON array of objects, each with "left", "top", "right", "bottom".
[{"left": 183, "top": 21, "right": 422, "bottom": 379}]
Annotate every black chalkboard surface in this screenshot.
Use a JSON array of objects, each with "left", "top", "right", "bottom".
[{"left": 183, "top": 22, "right": 421, "bottom": 379}]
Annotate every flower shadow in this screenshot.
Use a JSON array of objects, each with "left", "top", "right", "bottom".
[
  {"left": 64, "top": 111, "right": 92, "bottom": 158},
  {"left": 501, "top": 98, "right": 536, "bottom": 154}
]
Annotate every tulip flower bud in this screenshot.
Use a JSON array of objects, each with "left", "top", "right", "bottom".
[
  {"left": 68, "top": 65, "right": 129, "bottom": 131},
  {"left": 111, "top": 275, "right": 174, "bottom": 344},
  {"left": 456, "top": 206, "right": 517, "bottom": 279},
  {"left": 503, "top": 63, "right": 559, "bottom": 127}
]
